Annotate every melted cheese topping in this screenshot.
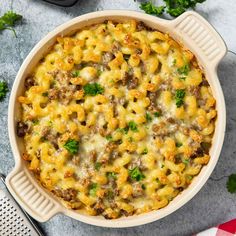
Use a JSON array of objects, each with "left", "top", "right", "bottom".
[{"left": 18, "top": 20, "right": 217, "bottom": 219}]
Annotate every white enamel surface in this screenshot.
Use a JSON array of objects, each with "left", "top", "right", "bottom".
[{"left": 6, "top": 10, "right": 227, "bottom": 228}]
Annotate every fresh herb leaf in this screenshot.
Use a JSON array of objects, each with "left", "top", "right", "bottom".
[
  {"left": 83, "top": 83, "right": 104, "bottom": 96},
  {"left": 32, "top": 119, "right": 39, "bottom": 125},
  {"left": 145, "top": 112, "right": 152, "bottom": 122},
  {"left": 179, "top": 77, "right": 186, "bottom": 81},
  {"left": 175, "top": 89, "right": 186, "bottom": 108},
  {"left": 177, "top": 64, "right": 190, "bottom": 75},
  {"left": 172, "top": 59, "right": 177, "bottom": 65},
  {"left": 128, "top": 121, "right": 138, "bottom": 132},
  {"left": 95, "top": 162, "right": 102, "bottom": 171},
  {"left": 89, "top": 183, "right": 98, "bottom": 197},
  {"left": 0, "top": 11, "right": 22, "bottom": 37},
  {"left": 107, "top": 172, "right": 117, "bottom": 179},
  {"left": 129, "top": 167, "right": 145, "bottom": 181},
  {"left": 42, "top": 92, "right": 48, "bottom": 97},
  {"left": 140, "top": 2, "right": 165, "bottom": 16},
  {"left": 183, "top": 159, "right": 189, "bottom": 165},
  {"left": 176, "top": 142, "right": 183, "bottom": 147},
  {"left": 161, "top": 164, "right": 165, "bottom": 168},
  {"left": 105, "top": 135, "right": 112, "bottom": 141},
  {"left": 187, "top": 175, "right": 193, "bottom": 180},
  {"left": 71, "top": 70, "right": 80, "bottom": 77},
  {"left": 141, "top": 148, "right": 148, "bottom": 155},
  {"left": 117, "top": 127, "right": 129, "bottom": 134},
  {"left": 0, "top": 81, "right": 8, "bottom": 101},
  {"left": 141, "top": 184, "right": 146, "bottom": 190},
  {"left": 128, "top": 137, "right": 134, "bottom": 142},
  {"left": 227, "top": 174, "right": 236, "bottom": 193},
  {"left": 64, "top": 139, "right": 79, "bottom": 154},
  {"left": 140, "top": 0, "right": 207, "bottom": 17},
  {"left": 154, "top": 111, "right": 161, "bottom": 117}
]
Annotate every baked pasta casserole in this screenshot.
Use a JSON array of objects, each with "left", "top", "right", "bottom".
[{"left": 17, "top": 20, "right": 217, "bottom": 219}]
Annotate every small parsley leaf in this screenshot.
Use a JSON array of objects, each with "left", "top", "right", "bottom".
[
  {"left": 141, "top": 148, "right": 148, "bottom": 155},
  {"left": 177, "top": 64, "right": 190, "bottom": 75},
  {"left": 83, "top": 83, "right": 104, "bottom": 96},
  {"left": 89, "top": 183, "right": 98, "bottom": 197},
  {"left": 227, "top": 174, "right": 236, "bottom": 193},
  {"left": 140, "top": 2, "right": 165, "bottom": 16},
  {"left": 129, "top": 167, "right": 145, "bottom": 181},
  {"left": 175, "top": 89, "right": 186, "bottom": 108},
  {"left": 71, "top": 70, "right": 80, "bottom": 77},
  {"left": 145, "top": 113, "right": 152, "bottom": 122},
  {"left": 154, "top": 111, "right": 161, "bottom": 117},
  {"left": 95, "top": 162, "right": 102, "bottom": 171},
  {"left": 128, "top": 121, "right": 138, "bottom": 132},
  {"left": 64, "top": 139, "right": 79, "bottom": 154},
  {"left": 0, "top": 81, "right": 8, "bottom": 101}
]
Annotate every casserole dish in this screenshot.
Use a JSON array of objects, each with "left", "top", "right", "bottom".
[{"left": 6, "top": 10, "right": 227, "bottom": 227}]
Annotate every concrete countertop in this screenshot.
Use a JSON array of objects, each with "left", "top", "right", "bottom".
[{"left": 0, "top": 0, "right": 236, "bottom": 235}]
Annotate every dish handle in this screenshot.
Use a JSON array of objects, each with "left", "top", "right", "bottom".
[
  {"left": 5, "top": 165, "right": 62, "bottom": 222},
  {"left": 170, "top": 11, "right": 227, "bottom": 68}
]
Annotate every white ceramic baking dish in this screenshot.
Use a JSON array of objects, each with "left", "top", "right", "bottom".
[{"left": 6, "top": 10, "right": 227, "bottom": 228}]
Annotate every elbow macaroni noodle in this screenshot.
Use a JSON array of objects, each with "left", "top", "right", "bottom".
[{"left": 18, "top": 20, "right": 216, "bottom": 219}]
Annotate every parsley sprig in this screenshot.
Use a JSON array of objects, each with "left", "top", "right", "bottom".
[
  {"left": 83, "top": 83, "right": 104, "bottom": 96},
  {"left": 64, "top": 139, "right": 79, "bottom": 154},
  {"left": 140, "top": 2, "right": 165, "bottom": 16},
  {"left": 0, "top": 81, "right": 8, "bottom": 101},
  {"left": 227, "top": 174, "right": 236, "bottom": 193},
  {"left": 129, "top": 167, "right": 145, "bottom": 181},
  {"left": 140, "top": 0, "right": 207, "bottom": 17},
  {"left": 175, "top": 89, "right": 186, "bottom": 108},
  {"left": 0, "top": 11, "right": 22, "bottom": 37}
]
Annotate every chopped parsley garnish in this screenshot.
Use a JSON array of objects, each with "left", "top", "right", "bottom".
[
  {"left": 128, "top": 121, "right": 138, "bottom": 132},
  {"left": 145, "top": 112, "right": 152, "bottom": 122},
  {"left": 227, "top": 174, "right": 236, "bottom": 193},
  {"left": 175, "top": 89, "right": 186, "bottom": 108},
  {"left": 107, "top": 172, "right": 117, "bottom": 179},
  {"left": 140, "top": 1, "right": 207, "bottom": 17},
  {"left": 154, "top": 111, "right": 161, "bottom": 117},
  {"left": 0, "top": 81, "right": 9, "bottom": 101},
  {"left": 71, "top": 70, "right": 80, "bottom": 77},
  {"left": 95, "top": 162, "right": 102, "bottom": 171},
  {"left": 89, "top": 183, "right": 98, "bottom": 197},
  {"left": 32, "top": 119, "right": 39, "bottom": 125},
  {"left": 140, "top": 2, "right": 165, "bottom": 16},
  {"left": 187, "top": 175, "right": 193, "bottom": 180},
  {"left": 105, "top": 135, "right": 112, "bottom": 141},
  {"left": 177, "top": 64, "right": 190, "bottom": 75},
  {"left": 183, "top": 159, "right": 190, "bottom": 165},
  {"left": 141, "top": 148, "right": 148, "bottom": 155},
  {"left": 141, "top": 184, "right": 146, "bottom": 190},
  {"left": 172, "top": 59, "right": 177, "bottom": 65},
  {"left": 179, "top": 77, "right": 186, "bottom": 81},
  {"left": 42, "top": 92, "right": 48, "bottom": 97},
  {"left": 176, "top": 142, "right": 183, "bottom": 147},
  {"left": 161, "top": 164, "right": 165, "bottom": 168},
  {"left": 128, "top": 137, "right": 134, "bottom": 142},
  {"left": 83, "top": 83, "right": 104, "bottom": 96},
  {"left": 129, "top": 167, "right": 145, "bottom": 181},
  {"left": 117, "top": 127, "right": 129, "bottom": 134},
  {"left": 63, "top": 139, "right": 79, "bottom": 154},
  {"left": 0, "top": 11, "right": 22, "bottom": 37}
]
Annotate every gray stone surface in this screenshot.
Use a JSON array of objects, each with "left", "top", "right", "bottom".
[{"left": 0, "top": 0, "right": 236, "bottom": 235}]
